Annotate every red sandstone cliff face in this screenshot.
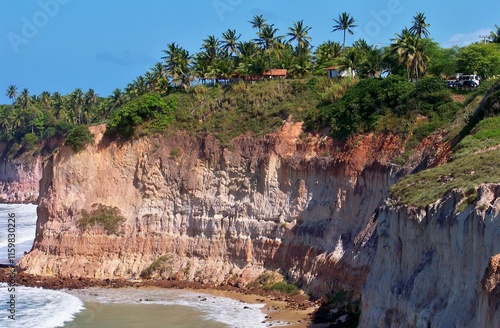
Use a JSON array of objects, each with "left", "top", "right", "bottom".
[{"left": 18, "top": 123, "right": 402, "bottom": 297}]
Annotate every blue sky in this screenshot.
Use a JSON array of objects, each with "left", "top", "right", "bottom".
[{"left": 1, "top": 0, "right": 498, "bottom": 104}]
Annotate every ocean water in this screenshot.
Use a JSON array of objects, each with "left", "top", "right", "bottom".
[
  {"left": 0, "top": 203, "right": 38, "bottom": 264},
  {"left": 0, "top": 204, "right": 274, "bottom": 328},
  {"left": 0, "top": 283, "right": 84, "bottom": 328},
  {"left": 65, "top": 287, "right": 271, "bottom": 328}
]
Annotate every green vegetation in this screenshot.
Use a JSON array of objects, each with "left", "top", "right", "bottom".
[
  {"left": 22, "top": 133, "right": 39, "bottom": 150},
  {"left": 65, "top": 125, "right": 94, "bottom": 152},
  {"left": 332, "top": 12, "right": 357, "bottom": 50},
  {"left": 456, "top": 43, "right": 500, "bottom": 78},
  {"left": 77, "top": 204, "right": 125, "bottom": 235},
  {"left": 305, "top": 75, "right": 459, "bottom": 140},
  {"left": 267, "top": 281, "right": 301, "bottom": 295},
  {"left": 391, "top": 114, "right": 500, "bottom": 208},
  {"left": 247, "top": 271, "right": 300, "bottom": 295},
  {"left": 140, "top": 255, "right": 172, "bottom": 279},
  {"left": 107, "top": 93, "right": 176, "bottom": 137},
  {"left": 168, "top": 78, "right": 320, "bottom": 146},
  {"left": 453, "top": 117, "right": 500, "bottom": 159},
  {"left": 391, "top": 149, "right": 499, "bottom": 208}
]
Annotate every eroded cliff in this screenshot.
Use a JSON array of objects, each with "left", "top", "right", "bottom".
[
  {"left": 361, "top": 184, "right": 500, "bottom": 328},
  {"left": 0, "top": 142, "right": 42, "bottom": 203},
  {"left": 18, "top": 123, "right": 402, "bottom": 297},
  {"left": 12, "top": 119, "right": 500, "bottom": 327}
]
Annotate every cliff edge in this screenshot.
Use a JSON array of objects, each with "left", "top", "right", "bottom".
[
  {"left": 18, "top": 123, "right": 401, "bottom": 298},
  {"left": 361, "top": 184, "right": 500, "bottom": 327}
]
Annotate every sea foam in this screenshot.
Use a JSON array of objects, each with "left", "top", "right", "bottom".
[
  {"left": 0, "top": 284, "right": 84, "bottom": 328},
  {"left": 0, "top": 204, "right": 38, "bottom": 264}
]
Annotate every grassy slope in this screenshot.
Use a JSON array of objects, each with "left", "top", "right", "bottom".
[
  {"left": 390, "top": 105, "right": 500, "bottom": 208},
  {"left": 151, "top": 80, "right": 315, "bottom": 146},
  {"left": 138, "top": 77, "right": 358, "bottom": 146}
]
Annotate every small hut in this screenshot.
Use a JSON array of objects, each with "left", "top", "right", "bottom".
[{"left": 263, "top": 69, "right": 288, "bottom": 79}]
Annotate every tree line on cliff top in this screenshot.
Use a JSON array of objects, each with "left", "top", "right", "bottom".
[{"left": 1, "top": 13, "right": 500, "bottom": 151}]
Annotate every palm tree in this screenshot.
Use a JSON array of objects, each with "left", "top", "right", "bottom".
[
  {"left": 17, "top": 88, "right": 30, "bottom": 110},
  {"left": 410, "top": 39, "right": 429, "bottom": 81},
  {"left": 391, "top": 28, "right": 414, "bottom": 80},
  {"left": 39, "top": 91, "right": 52, "bottom": 109},
  {"left": 287, "top": 20, "right": 312, "bottom": 57},
  {"left": 335, "top": 47, "right": 361, "bottom": 77},
  {"left": 249, "top": 15, "right": 267, "bottom": 32},
  {"left": 201, "top": 35, "right": 221, "bottom": 64},
  {"left": 2, "top": 108, "right": 22, "bottom": 137},
  {"left": 221, "top": 29, "right": 241, "bottom": 57},
  {"left": 391, "top": 28, "right": 428, "bottom": 80},
  {"left": 490, "top": 24, "right": 500, "bottom": 43},
  {"left": 353, "top": 39, "right": 372, "bottom": 52},
  {"left": 84, "top": 89, "right": 97, "bottom": 108},
  {"left": 111, "top": 88, "right": 123, "bottom": 106},
  {"left": 51, "top": 92, "right": 65, "bottom": 120},
  {"left": 83, "top": 89, "right": 97, "bottom": 123},
  {"left": 192, "top": 53, "right": 211, "bottom": 84},
  {"left": 255, "top": 24, "right": 282, "bottom": 70},
  {"left": 106, "top": 88, "right": 123, "bottom": 117},
  {"left": 314, "top": 41, "right": 342, "bottom": 70},
  {"left": 234, "top": 41, "right": 262, "bottom": 78},
  {"left": 162, "top": 42, "right": 191, "bottom": 89},
  {"left": 5, "top": 85, "right": 18, "bottom": 104},
  {"left": 144, "top": 72, "right": 156, "bottom": 91},
  {"left": 162, "top": 43, "right": 181, "bottom": 78},
  {"left": 134, "top": 76, "right": 148, "bottom": 95},
  {"left": 69, "top": 88, "right": 84, "bottom": 124},
  {"left": 151, "top": 62, "right": 169, "bottom": 93},
  {"left": 237, "top": 41, "right": 259, "bottom": 60},
  {"left": 0, "top": 109, "right": 12, "bottom": 137},
  {"left": 358, "top": 48, "right": 386, "bottom": 78},
  {"left": 289, "top": 55, "right": 313, "bottom": 78},
  {"left": 332, "top": 12, "right": 358, "bottom": 50},
  {"left": 409, "top": 12, "right": 430, "bottom": 38}
]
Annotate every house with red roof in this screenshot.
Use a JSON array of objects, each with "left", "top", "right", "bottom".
[{"left": 263, "top": 69, "right": 288, "bottom": 79}]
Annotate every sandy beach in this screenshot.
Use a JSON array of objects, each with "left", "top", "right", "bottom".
[
  {"left": 1, "top": 268, "right": 324, "bottom": 327},
  {"left": 193, "top": 288, "right": 318, "bottom": 327}
]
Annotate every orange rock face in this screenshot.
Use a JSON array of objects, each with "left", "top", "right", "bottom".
[{"left": 18, "top": 123, "right": 403, "bottom": 297}]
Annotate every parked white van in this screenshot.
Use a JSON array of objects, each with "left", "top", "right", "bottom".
[{"left": 456, "top": 74, "right": 480, "bottom": 87}]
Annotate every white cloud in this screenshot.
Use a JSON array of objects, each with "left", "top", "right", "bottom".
[{"left": 442, "top": 28, "right": 492, "bottom": 47}]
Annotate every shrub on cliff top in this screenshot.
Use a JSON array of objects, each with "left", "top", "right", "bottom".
[
  {"left": 304, "top": 75, "right": 460, "bottom": 140},
  {"left": 107, "top": 93, "right": 175, "bottom": 138},
  {"left": 77, "top": 204, "right": 125, "bottom": 235},
  {"left": 65, "top": 125, "right": 94, "bottom": 152}
]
